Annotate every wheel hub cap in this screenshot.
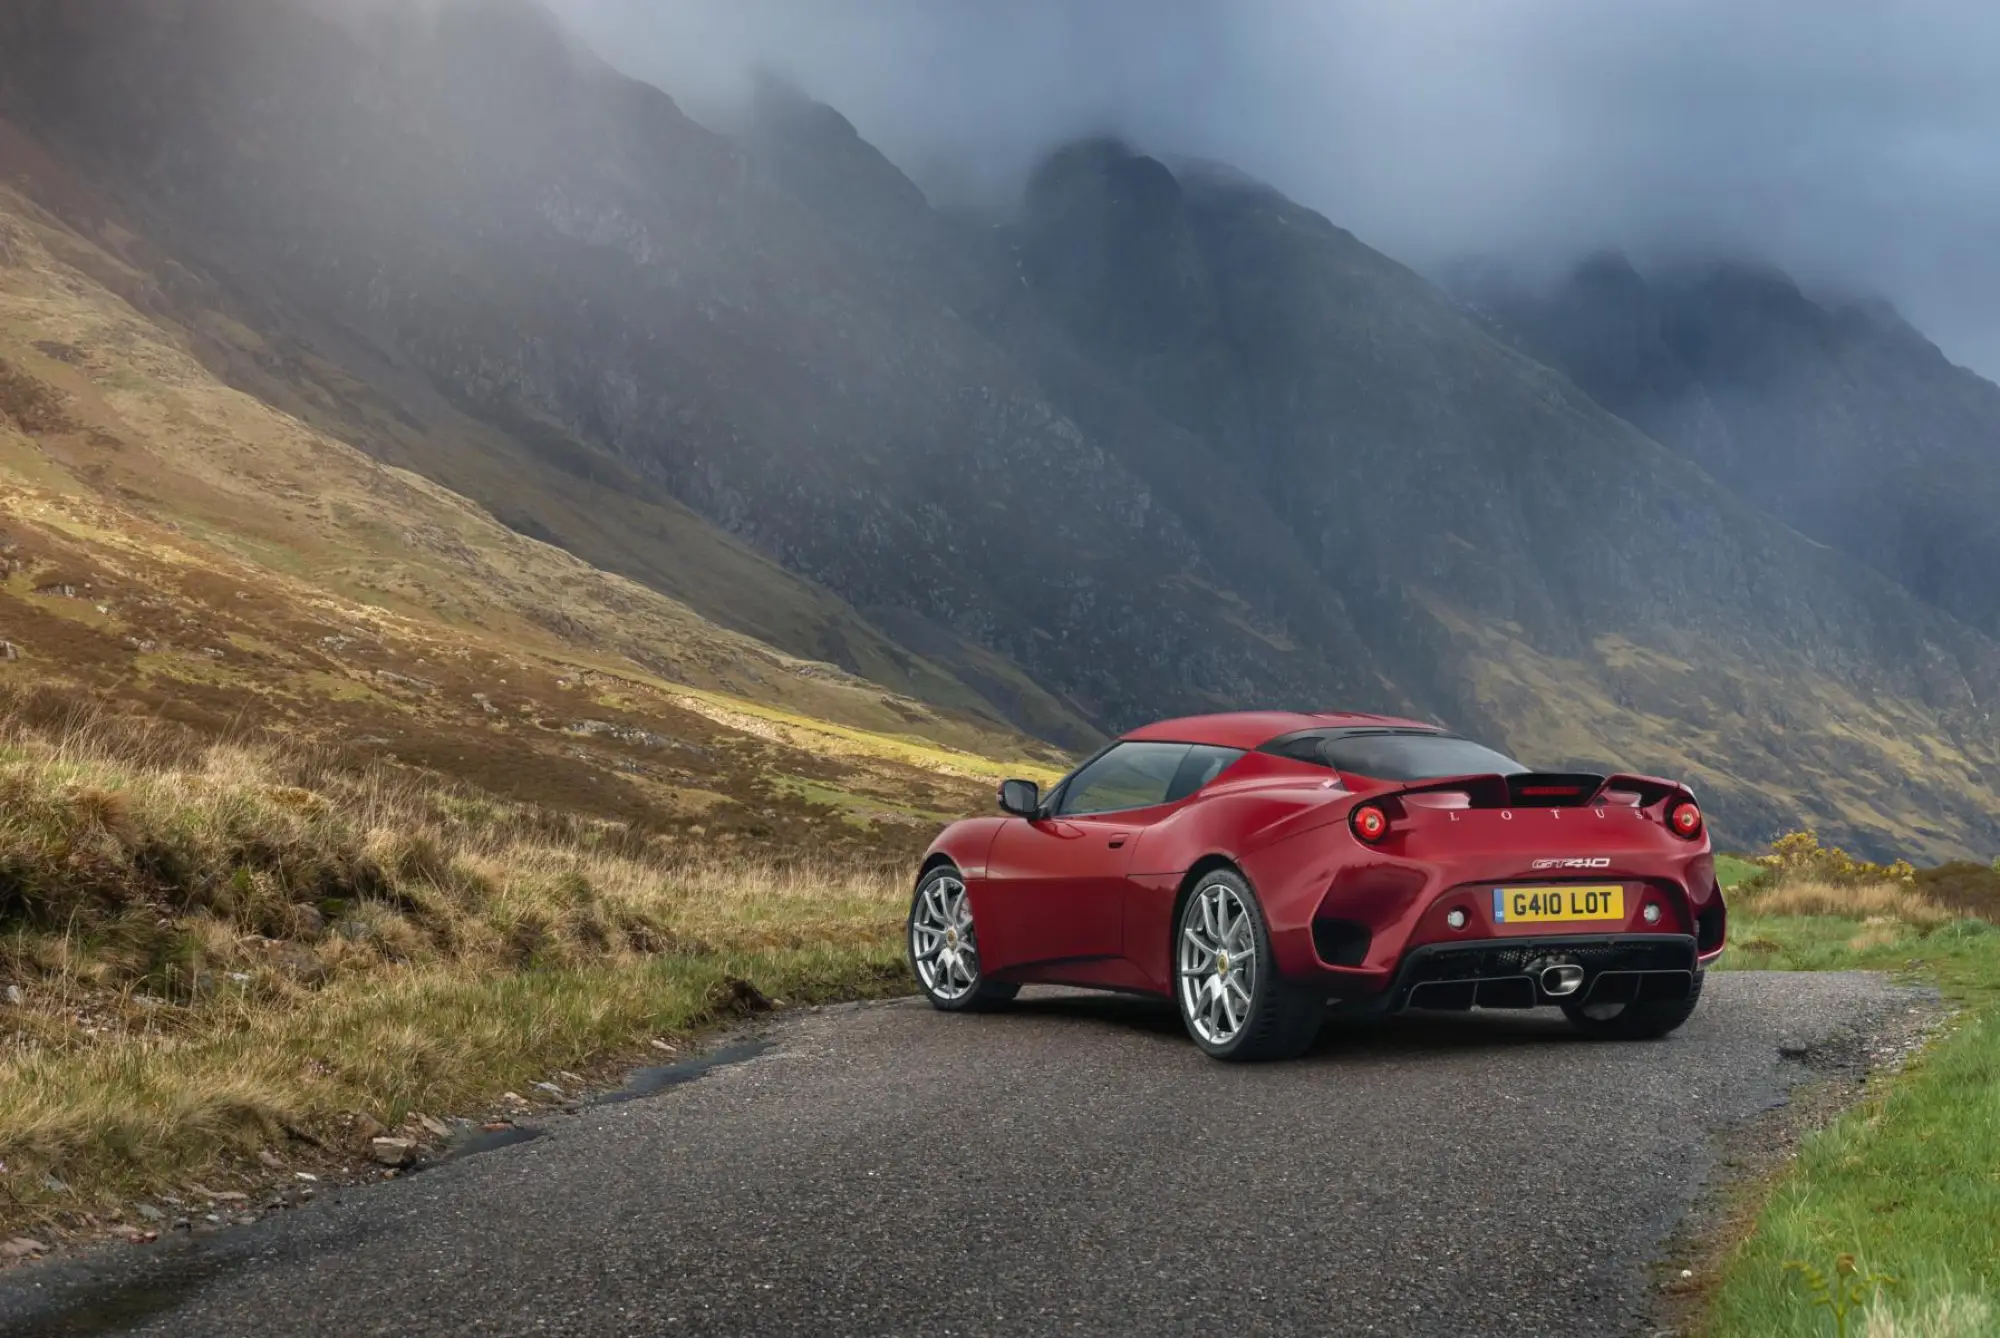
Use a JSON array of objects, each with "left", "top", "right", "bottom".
[
  {"left": 911, "top": 876, "right": 979, "bottom": 1001},
  {"left": 1179, "top": 882, "right": 1257, "bottom": 1045}
]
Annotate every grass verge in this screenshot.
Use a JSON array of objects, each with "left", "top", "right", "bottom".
[
  {"left": 1702, "top": 843, "right": 2000, "bottom": 1337},
  {"left": 0, "top": 711, "right": 912, "bottom": 1238},
  {"left": 1714, "top": 853, "right": 1766, "bottom": 890}
]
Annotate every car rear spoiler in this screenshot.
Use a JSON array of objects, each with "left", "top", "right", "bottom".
[{"left": 1381, "top": 771, "right": 1691, "bottom": 810}]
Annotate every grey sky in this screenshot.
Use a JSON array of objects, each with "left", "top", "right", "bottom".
[{"left": 556, "top": 1, "right": 2000, "bottom": 378}]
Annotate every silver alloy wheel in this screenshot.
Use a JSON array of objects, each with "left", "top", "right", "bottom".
[
  {"left": 911, "top": 874, "right": 980, "bottom": 1001},
  {"left": 1179, "top": 879, "right": 1258, "bottom": 1045}
]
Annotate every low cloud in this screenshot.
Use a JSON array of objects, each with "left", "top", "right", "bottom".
[{"left": 558, "top": 0, "right": 2000, "bottom": 376}]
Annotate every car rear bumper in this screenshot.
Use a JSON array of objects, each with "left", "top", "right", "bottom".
[
  {"left": 1373, "top": 932, "right": 1700, "bottom": 1014},
  {"left": 1244, "top": 852, "right": 1727, "bottom": 997}
]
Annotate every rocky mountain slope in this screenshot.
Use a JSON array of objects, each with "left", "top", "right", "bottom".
[
  {"left": 0, "top": 142, "right": 1063, "bottom": 863},
  {"left": 0, "top": 0, "right": 1996, "bottom": 858},
  {"left": 740, "top": 107, "right": 2000, "bottom": 859},
  {"left": 1456, "top": 251, "right": 2000, "bottom": 642}
]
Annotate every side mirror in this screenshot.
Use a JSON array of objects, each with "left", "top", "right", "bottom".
[{"left": 998, "top": 778, "right": 1042, "bottom": 818}]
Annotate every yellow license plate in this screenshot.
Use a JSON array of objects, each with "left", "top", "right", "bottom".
[{"left": 1492, "top": 884, "right": 1624, "bottom": 924}]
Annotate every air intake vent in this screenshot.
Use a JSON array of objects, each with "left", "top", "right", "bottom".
[
  {"left": 1311, "top": 918, "right": 1372, "bottom": 967},
  {"left": 1696, "top": 900, "right": 1727, "bottom": 954}
]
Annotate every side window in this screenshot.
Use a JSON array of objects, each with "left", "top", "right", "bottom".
[
  {"left": 1164, "top": 744, "right": 1245, "bottom": 803},
  {"left": 1057, "top": 743, "right": 1191, "bottom": 816}
]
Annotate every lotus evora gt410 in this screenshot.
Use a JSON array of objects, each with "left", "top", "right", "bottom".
[{"left": 907, "top": 712, "right": 1727, "bottom": 1061}]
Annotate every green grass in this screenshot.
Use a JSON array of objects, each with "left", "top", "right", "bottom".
[
  {"left": 663, "top": 683, "right": 1068, "bottom": 784},
  {"left": 1705, "top": 906, "right": 2000, "bottom": 1336},
  {"left": 1715, "top": 853, "right": 1766, "bottom": 890},
  {"left": 770, "top": 775, "right": 961, "bottom": 828}
]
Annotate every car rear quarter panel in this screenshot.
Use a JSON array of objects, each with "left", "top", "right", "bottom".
[{"left": 1122, "top": 754, "right": 1352, "bottom": 990}]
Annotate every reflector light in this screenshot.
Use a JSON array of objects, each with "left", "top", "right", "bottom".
[
  {"left": 1520, "top": 786, "right": 1580, "bottom": 797},
  {"left": 1351, "top": 804, "right": 1390, "bottom": 844},
  {"left": 1669, "top": 800, "right": 1703, "bottom": 839}
]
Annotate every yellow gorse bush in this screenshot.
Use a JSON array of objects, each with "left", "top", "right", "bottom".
[{"left": 1755, "top": 830, "right": 1918, "bottom": 888}]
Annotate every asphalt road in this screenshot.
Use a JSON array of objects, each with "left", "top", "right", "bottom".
[{"left": 0, "top": 972, "right": 1930, "bottom": 1338}]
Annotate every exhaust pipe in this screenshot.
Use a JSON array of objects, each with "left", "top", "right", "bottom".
[{"left": 1540, "top": 964, "right": 1586, "bottom": 997}]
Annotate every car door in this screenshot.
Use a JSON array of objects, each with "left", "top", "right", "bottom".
[{"left": 978, "top": 742, "right": 1191, "bottom": 976}]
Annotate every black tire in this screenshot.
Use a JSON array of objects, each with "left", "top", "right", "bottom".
[
  {"left": 907, "top": 863, "right": 1018, "bottom": 1012},
  {"left": 1562, "top": 971, "right": 1705, "bottom": 1039},
  {"left": 1174, "top": 868, "right": 1322, "bottom": 1061}
]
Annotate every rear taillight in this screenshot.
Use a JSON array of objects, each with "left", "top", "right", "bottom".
[
  {"left": 1669, "top": 800, "right": 1703, "bottom": 840},
  {"left": 1351, "top": 803, "right": 1390, "bottom": 844}
]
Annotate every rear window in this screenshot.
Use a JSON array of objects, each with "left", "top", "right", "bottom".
[{"left": 1315, "top": 731, "right": 1526, "bottom": 782}]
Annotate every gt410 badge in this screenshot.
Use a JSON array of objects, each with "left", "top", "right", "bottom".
[{"left": 1530, "top": 856, "right": 1613, "bottom": 870}]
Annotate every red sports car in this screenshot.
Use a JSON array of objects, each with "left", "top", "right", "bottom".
[{"left": 908, "top": 711, "right": 1727, "bottom": 1060}]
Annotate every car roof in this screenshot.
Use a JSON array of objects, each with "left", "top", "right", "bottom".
[{"left": 1119, "top": 710, "right": 1442, "bottom": 751}]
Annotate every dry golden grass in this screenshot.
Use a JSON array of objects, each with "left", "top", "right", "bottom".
[
  {"left": 0, "top": 710, "right": 911, "bottom": 1230},
  {"left": 1846, "top": 919, "right": 1911, "bottom": 952},
  {"left": 1739, "top": 878, "right": 1956, "bottom": 928},
  {"left": 1861, "top": 1290, "right": 1994, "bottom": 1338},
  {"left": 0, "top": 172, "right": 1058, "bottom": 1234}
]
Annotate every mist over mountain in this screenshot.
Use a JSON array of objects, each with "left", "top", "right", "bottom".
[
  {"left": 558, "top": 0, "right": 2000, "bottom": 382},
  {"left": 1453, "top": 253, "right": 2000, "bottom": 642},
  {"left": 0, "top": 0, "right": 1996, "bottom": 859}
]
